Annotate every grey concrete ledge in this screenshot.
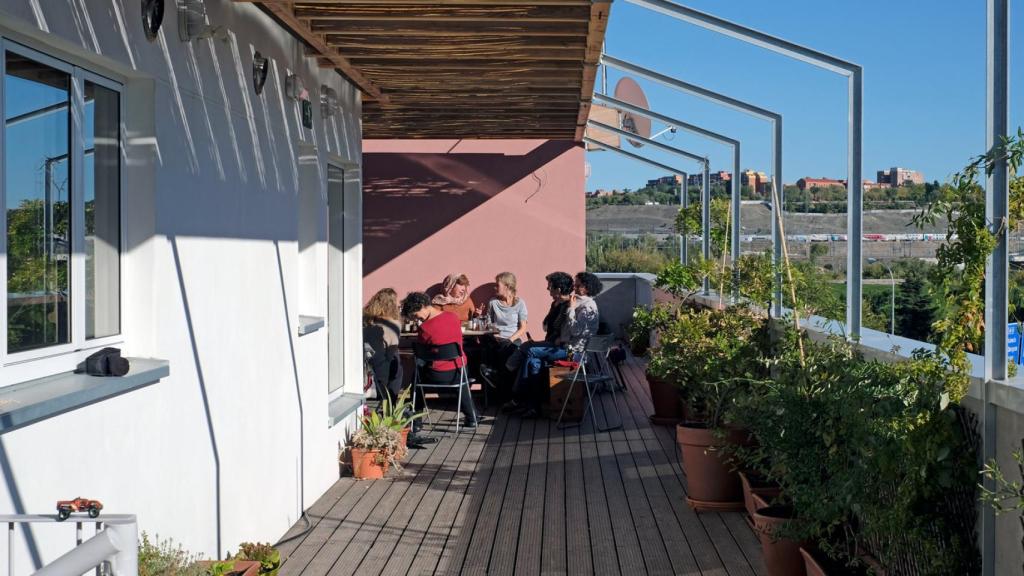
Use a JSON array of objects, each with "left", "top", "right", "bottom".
[
  {"left": 0, "top": 358, "right": 169, "bottom": 435},
  {"left": 328, "top": 393, "right": 364, "bottom": 428},
  {"left": 298, "top": 315, "right": 325, "bottom": 336}
]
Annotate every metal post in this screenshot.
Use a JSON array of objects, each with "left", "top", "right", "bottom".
[
  {"left": 847, "top": 68, "right": 864, "bottom": 339},
  {"left": 889, "top": 266, "right": 895, "bottom": 335},
  {"left": 702, "top": 161, "right": 711, "bottom": 294},
  {"left": 76, "top": 522, "right": 82, "bottom": 546},
  {"left": 732, "top": 147, "right": 741, "bottom": 299},
  {"left": 8, "top": 522, "right": 13, "bottom": 576},
  {"left": 614, "top": 0, "right": 860, "bottom": 332},
  {"left": 773, "top": 122, "right": 784, "bottom": 317},
  {"left": 679, "top": 172, "right": 688, "bottom": 264},
  {"left": 983, "top": 1, "right": 1009, "bottom": 574}
]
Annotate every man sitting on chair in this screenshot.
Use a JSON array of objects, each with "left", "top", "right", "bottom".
[{"left": 402, "top": 292, "right": 480, "bottom": 429}]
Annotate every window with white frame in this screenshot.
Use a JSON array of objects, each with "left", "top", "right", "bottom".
[{"left": 2, "top": 41, "right": 122, "bottom": 361}]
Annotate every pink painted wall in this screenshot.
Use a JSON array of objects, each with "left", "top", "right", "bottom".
[{"left": 363, "top": 139, "right": 585, "bottom": 321}]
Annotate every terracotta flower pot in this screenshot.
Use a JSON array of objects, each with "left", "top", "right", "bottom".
[
  {"left": 197, "top": 560, "right": 261, "bottom": 576},
  {"left": 399, "top": 428, "right": 410, "bottom": 452},
  {"left": 676, "top": 424, "right": 745, "bottom": 511},
  {"left": 351, "top": 448, "right": 389, "bottom": 479},
  {"left": 752, "top": 505, "right": 806, "bottom": 576},
  {"left": 800, "top": 547, "right": 873, "bottom": 576},
  {"left": 740, "top": 471, "right": 783, "bottom": 519},
  {"left": 648, "top": 373, "right": 682, "bottom": 425}
]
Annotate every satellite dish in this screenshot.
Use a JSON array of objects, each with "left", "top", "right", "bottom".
[{"left": 614, "top": 77, "right": 651, "bottom": 148}]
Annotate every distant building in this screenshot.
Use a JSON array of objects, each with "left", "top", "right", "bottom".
[
  {"left": 646, "top": 175, "right": 683, "bottom": 188},
  {"left": 862, "top": 180, "right": 885, "bottom": 191},
  {"left": 687, "top": 171, "right": 732, "bottom": 188},
  {"left": 797, "top": 177, "right": 846, "bottom": 191},
  {"left": 741, "top": 170, "right": 771, "bottom": 195},
  {"left": 877, "top": 167, "right": 924, "bottom": 187}
]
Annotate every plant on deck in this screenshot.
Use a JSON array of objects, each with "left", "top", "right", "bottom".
[{"left": 350, "top": 410, "right": 404, "bottom": 468}]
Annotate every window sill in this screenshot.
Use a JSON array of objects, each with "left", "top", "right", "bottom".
[
  {"left": 0, "top": 358, "right": 169, "bottom": 434},
  {"left": 298, "top": 315, "right": 325, "bottom": 336},
  {"left": 328, "top": 393, "right": 364, "bottom": 428}
]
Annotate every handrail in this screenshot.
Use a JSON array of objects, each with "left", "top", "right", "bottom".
[{"left": 2, "top": 514, "right": 136, "bottom": 576}]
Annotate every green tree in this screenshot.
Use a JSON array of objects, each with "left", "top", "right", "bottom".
[{"left": 895, "top": 270, "right": 935, "bottom": 342}]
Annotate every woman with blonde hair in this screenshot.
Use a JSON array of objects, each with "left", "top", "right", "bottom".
[
  {"left": 479, "top": 272, "right": 529, "bottom": 392},
  {"left": 431, "top": 273, "right": 475, "bottom": 322},
  {"left": 363, "top": 288, "right": 403, "bottom": 401}
]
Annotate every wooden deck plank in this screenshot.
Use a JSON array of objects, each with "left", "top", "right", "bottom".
[
  {"left": 577, "top": 414, "right": 619, "bottom": 576},
  {"left": 562, "top": 421, "right": 593, "bottom": 576},
  {"left": 458, "top": 416, "right": 523, "bottom": 575},
  {"left": 349, "top": 422, "right": 477, "bottom": 576},
  {"left": 540, "top": 420, "right": 568, "bottom": 576},
  {"left": 610, "top": 375, "right": 702, "bottom": 576},
  {"left": 276, "top": 356, "right": 763, "bottom": 576},
  {"left": 276, "top": 479, "right": 357, "bottom": 561},
  {"left": 487, "top": 417, "right": 536, "bottom": 575},
  {"left": 590, "top": 399, "right": 646, "bottom": 575},
  {"left": 298, "top": 438, "right": 444, "bottom": 576},
  {"left": 619, "top": 358, "right": 761, "bottom": 576},
  {"left": 514, "top": 417, "right": 549, "bottom": 575},
  {"left": 380, "top": 417, "right": 496, "bottom": 576},
  {"left": 429, "top": 411, "right": 512, "bottom": 575},
  {"left": 602, "top": 391, "right": 674, "bottom": 575}
]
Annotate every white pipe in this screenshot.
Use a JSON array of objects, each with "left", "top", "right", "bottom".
[
  {"left": 33, "top": 529, "right": 120, "bottom": 576},
  {"left": 107, "top": 522, "right": 137, "bottom": 576}
]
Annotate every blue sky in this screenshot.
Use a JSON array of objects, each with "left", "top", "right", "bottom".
[{"left": 587, "top": 0, "right": 1023, "bottom": 192}]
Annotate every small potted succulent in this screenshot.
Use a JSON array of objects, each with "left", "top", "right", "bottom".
[{"left": 347, "top": 410, "right": 403, "bottom": 479}]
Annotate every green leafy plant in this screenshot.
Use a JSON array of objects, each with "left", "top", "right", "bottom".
[
  {"left": 626, "top": 303, "right": 672, "bottom": 356},
  {"left": 138, "top": 532, "right": 206, "bottom": 576},
  {"left": 378, "top": 389, "right": 423, "bottom": 436},
  {"left": 231, "top": 542, "right": 281, "bottom": 575},
  {"left": 205, "top": 561, "right": 237, "bottom": 576},
  {"left": 349, "top": 410, "right": 403, "bottom": 468}
]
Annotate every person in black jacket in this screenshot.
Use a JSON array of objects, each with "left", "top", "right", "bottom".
[{"left": 363, "top": 288, "right": 403, "bottom": 402}]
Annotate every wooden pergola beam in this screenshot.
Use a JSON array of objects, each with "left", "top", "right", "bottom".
[
  {"left": 575, "top": 1, "right": 609, "bottom": 140},
  {"left": 255, "top": 1, "right": 389, "bottom": 103},
  {"left": 311, "top": 20, "right": 588, "bottom": 35}
]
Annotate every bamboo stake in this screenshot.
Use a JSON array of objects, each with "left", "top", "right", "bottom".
[
  {"left": 718, "top": 199, "right": 731, "bottom": 308},
  {"left": 770, "top": 182, "right": 806, "bottom": 367}
]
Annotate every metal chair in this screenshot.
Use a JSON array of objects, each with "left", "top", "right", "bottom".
[
  {"left": 411, "top": 341, "right": 473, "bottom": 433},
  {"left": 556, "top": 335, "right": 623, "bottom": 432}
]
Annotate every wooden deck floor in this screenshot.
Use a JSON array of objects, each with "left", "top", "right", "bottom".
[{"left": 275, "top": 358, "right": 765, "bottom": 576}]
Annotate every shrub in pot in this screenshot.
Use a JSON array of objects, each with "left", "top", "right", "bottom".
[
  {"left": 347, "top": 410, "right": 403, "bottom": 479},
  {"left": 666, "top": 304, "right": 767, "bottom": 511}
]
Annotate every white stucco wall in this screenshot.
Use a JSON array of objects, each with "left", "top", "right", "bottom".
[{"left": 0, "top": 1, "right": 363, "bottom": 572}]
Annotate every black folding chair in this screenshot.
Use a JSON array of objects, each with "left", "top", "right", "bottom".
[
  {"left": 412, "top": 342, "right": 473, "bottom": 433},
  {"left": 556, "top": 335, "right": 623, "bottom": 432}
]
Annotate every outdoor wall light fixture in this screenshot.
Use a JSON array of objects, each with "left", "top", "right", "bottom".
[
  {"left": 178, "top": 0, "right": 226, "bottom": 42},
  {"left": 285, "top": 74, "right": 307, "bottom": 101},
  {"left": 320, "top": 85, "right": 338, "bottom": 117},
  {"left": 252, "top": 52, "right": 269, "bottom": 95},
  {"left": 141, "top": 0, "right": 164, "bottom": 41}
]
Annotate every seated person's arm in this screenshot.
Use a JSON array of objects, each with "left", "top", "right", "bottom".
[{"left": 508, "top": 319, "right": 528, "bottom": 343}]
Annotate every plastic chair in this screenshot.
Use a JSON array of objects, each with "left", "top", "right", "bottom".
[
  {"left": 556, "top": 335, "right": 623, "bottom": 432},
  {"left": 412, "top": 341, "right": 473, "bottom": 433}
]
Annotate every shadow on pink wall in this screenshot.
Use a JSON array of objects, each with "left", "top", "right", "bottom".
[{"left": 363, "top": 140, "right": 574, "bottom": 275}]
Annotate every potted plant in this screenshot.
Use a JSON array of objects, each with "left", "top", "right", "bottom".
[
  {"left": 668, "top": 304, "right": 766, "bottom": 511},
  {"left": 378, "top": 389, "right": 422, "bottom": 455},
  {"left": 347, "top": 410, "right": 403, "bottom": 479},
  {"left": 230, "top": 542, "right": 281, "bottom": 576}
]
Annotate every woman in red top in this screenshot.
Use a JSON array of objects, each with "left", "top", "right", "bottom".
[{"left": 402, "top": 292, "right": 479, "bottom": 428}]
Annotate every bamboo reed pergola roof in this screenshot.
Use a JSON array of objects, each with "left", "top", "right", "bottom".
[{"left": 252, "top": 0, "right": 611, "bottom": 140}]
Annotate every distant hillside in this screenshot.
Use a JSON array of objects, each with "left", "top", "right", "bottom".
[{"left": 586, "top": 204, "right": 947, "bottom": 236}]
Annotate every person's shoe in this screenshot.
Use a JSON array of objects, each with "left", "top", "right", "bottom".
[
  {"left": 519, "top": 408, "right": 540, "bottom": 419},
  {"left": 501, "top": 400, "right": 524, "bottom": 414},
  {"left": 407, "top": 433, "right": 437, "bottom": 448},
  {"left": 479, "top": 365, "right": 499, "bottom": 389},
  {"left": 462, "top": 419, "right": 478, "bottom": 429}
]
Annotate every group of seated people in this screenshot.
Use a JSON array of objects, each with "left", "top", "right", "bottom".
[{"left": 362, "top": 270, "right": 603, "bottom": 445}]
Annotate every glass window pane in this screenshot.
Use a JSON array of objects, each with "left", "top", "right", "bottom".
[
  {"left": 5, "top": 52, "right": 71, "bottom": 353},
  {"left": 84, "top": 81, "right": 120, "bottom": 339}
]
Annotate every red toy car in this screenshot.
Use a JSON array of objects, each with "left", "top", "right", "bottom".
[{"left": 56, "top": 498, "right": 102, "bottom": 521}]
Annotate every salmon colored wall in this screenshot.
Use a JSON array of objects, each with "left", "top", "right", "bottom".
[{"left": 362, "top": 139, "right": 585, "bottom": 323}]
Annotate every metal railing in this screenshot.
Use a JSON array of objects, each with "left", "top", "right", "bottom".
[{"left": 1, "top": 515, "right": 137, "bottom": 576}]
